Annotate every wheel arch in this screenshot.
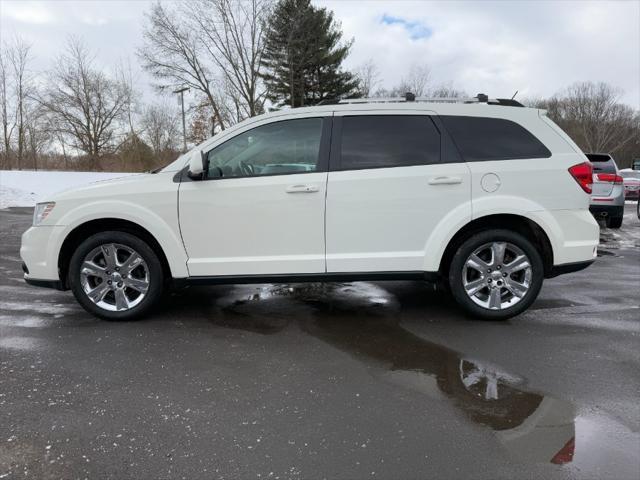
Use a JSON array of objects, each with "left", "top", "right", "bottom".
[
  {"left": 58, "top": 218, "right": 173, "bottom": 289},
  {"left": 438, "top": 214, "right": 554, "bottom": 278}
]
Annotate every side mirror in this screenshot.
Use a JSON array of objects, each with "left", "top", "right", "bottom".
[{"left": 187, "top": 151, "right": 207, "bottom": 180}]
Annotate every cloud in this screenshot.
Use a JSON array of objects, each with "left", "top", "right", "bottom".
[
  {"left": 380, "top": 14, "right": 432, "bottom": 40},
  {"left": 320, "top": 0, "right": 639, "bottom": 107},
  {"left": 77, "top": 14, "right": 109, "bottom": 26},
  {"left": 1, "top": 1, "right": 57, "bottom": 25},
  {"left": 0, "top": 0, "right": 637, "bottom": 109}
]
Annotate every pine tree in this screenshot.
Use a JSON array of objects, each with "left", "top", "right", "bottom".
[{"left": 261, "top": 0, "right": 358, "bottom": 108}]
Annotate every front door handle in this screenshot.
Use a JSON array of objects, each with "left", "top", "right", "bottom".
[
  {"left": 428, "top": 176, "right": 463, "bottom": 185},
  {"left": 286, "top": 184, "right": 319, "bottom": 193}
]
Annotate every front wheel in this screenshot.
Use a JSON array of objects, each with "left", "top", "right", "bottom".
[
  {"left": 448, "top": 230, "right": 544, "bottom": 321},
  {"left": 68, "top": 231, "right": 164, "bottom": 320}
]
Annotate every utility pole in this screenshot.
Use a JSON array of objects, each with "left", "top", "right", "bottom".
[{"left": 173, "top": 86, "right": 189, "bottom": 152}]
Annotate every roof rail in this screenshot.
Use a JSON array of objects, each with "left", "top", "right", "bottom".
[{"left": 318, "top": 93, "right": 523, "bottom": 107}]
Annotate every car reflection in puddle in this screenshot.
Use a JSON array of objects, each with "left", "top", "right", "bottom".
[
  {"left": 302, "top": 311, "right": 576, "bottom": 466},
  {"left": 208, "top": 282, "right": 637, "bottom": 472}
]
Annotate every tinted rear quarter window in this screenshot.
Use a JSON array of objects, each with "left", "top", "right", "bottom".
[
  {"left": 441, "top": 116, "right": 551, "bottom": 162},
  {"left": 338, "top": 115, "right": 440, "bottom": 170}
]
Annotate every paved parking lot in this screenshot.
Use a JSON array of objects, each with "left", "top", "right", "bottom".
[{"left": 1, "top": 205, "right": 639, "bottom": 479}]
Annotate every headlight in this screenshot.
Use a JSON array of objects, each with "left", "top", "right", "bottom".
[{"left": 33, "top": 202, "right": 56, "bottom": 226}]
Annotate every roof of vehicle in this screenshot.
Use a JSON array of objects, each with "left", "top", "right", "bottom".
[
  {"left": 289, "top": 101, "right": 532, "bottom": 114},
  {"left": 260, "top": 101, "right": 544, "bottom": 125},
  {"left": 161, "top": 93, "right": 550, "bottom": 173}
]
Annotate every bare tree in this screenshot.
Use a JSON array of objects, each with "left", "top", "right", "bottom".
[
  {"left": 7, "top": 37, "right": 33, "bottom": 170},
  {"left": 116, "top": 59, "right": 139, "bottom": 136},
  {"left": 138, "top": 2, "right": 227, "bottom": 132},
  {"left": 139, "top": 0, "right": 272, "bottom": 135},
  {"left": 427, "top": 83, "right": 468, "bottom": 98},
  {"left": 24, "top": 103, "right": 52, "bottom": 170},
  {"left": 535, "top": 82, "right": 639, "bottom": 163},
  {"left": 188, "top": 0, "right": 271, "bottom": 118},
  {"left": 115, "top": 59, "right": 143, "bottom": 169},
  {"left": 354, "top": 59, "right": 380, "bottom": 97},
  {"left": 0, "top": 36, "right": 35, "bottom": 170},
  {"left": 399, "top": 63, "right": 431, "bottom": 97},
  {"left": 39, "top": 38, "right": 130, "bottom": 168},
  {"left": 373, "top": 63, "right": 431, "bottom": 98},
  {"left": 0, "top": 46, "right": 9, "bottom": 168},
  {"left": 140, "top": 102, "right": 180, "bottom": 156}
]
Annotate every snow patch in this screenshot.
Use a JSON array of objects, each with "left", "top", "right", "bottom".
[
  {"left": 0, "top": 170, "right": 134, "bottom": 208},
  {"left": 0, "top": 301, "right": 74, "bottom": 316},
  {"left": 0, "top": 185, "right": 39, "bottom": 208}
]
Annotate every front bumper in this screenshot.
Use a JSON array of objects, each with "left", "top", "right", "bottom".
[
  {"left": 20, "top": 225, "right": 66, "bottom": 283},
  {"left": 24, "top": 277, "right": 66, "bottom": 290}
]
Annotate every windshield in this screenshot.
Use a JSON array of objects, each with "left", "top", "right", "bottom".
[{"left": 159, "top": 152, "right": 189, "bottom": 173}]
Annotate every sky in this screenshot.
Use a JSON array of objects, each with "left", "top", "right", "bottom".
[{"left": 1, "top": 0, "right": 639, "bottom": 108}]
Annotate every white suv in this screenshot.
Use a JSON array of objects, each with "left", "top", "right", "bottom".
[{"left": 20, "top": 95, "right": 599, "bottom": 321}]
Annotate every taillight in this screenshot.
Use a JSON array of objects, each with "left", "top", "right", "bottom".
[
  {"left": 596, "top": 173, "right": 623, "bottom": 184},
  {"left": 568, "top": 162, "right": 593, "bottom": 194},
  {"left": 550, "top": 437, "right": 575, "bottom": 464}
]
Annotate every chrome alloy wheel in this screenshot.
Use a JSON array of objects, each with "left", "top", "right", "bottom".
[
  {"left": 79, "top": 243, "right": 149, "bottom": 312},
  {"left": 462, "top": 242, "right": 533, "bottom": 310}
]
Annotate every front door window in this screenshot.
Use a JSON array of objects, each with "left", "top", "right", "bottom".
[{"left": 206, "top": 118, "right": 323, "bottom": 178}]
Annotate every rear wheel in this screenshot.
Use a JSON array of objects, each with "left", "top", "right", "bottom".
[
  {"left": 448, "top": 229, "right": 544, "bottom": 321},
  {"left": 68, "top": 231, "right": 164, "bottom": 320},
  {"left": 606, "top": 215, "right": 623, "bottom": 229}
]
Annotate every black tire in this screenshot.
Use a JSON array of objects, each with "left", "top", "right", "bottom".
[
  {"left": 68, "top": 231, "right": 164, "bottom": 320},
  {"left": 448, "top": 229, "right": 544, "bottom": 321},
  {"left": 606, "top": 215, "right": 623, "bottom": 229}
]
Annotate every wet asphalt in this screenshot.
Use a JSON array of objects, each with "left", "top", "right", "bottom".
[{"left": 1, "top": 205, "right": 639, "bottom": 480}]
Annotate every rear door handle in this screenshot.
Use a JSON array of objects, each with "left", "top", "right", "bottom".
[
  {"left": 286, "top": 184, "right": 319, "bottom": 193},
  {"left": 428, "top": 176, "right": 463, "bottom": 185}
]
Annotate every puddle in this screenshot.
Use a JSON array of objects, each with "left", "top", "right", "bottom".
[
  {"left": 302, "top": 313, "right": 581, "bottom": 464},
  {"left": 306, "top": 316, "right": 635, "bottom": 474},
  {"left": 211, "top": 282, "right": 640, "bottom": 471}
]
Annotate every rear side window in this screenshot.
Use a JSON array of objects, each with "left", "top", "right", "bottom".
[
  {"left": 586, "top": 154, "right": 617, "bottom": 173},
  {"left": 337, "top": 115, "right": 440, "bottom": 170},
  {"left": 441, "top": 116, "right": 551, "bottom": 161}
]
